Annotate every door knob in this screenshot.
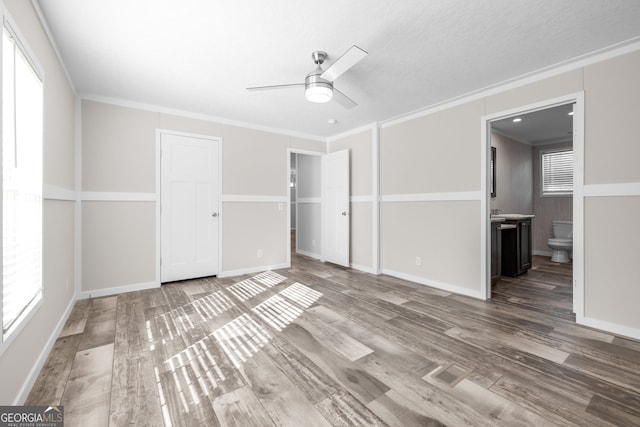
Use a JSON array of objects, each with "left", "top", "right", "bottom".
[{"left": 212, "top": 212, "right": 218, "bottom": 217}]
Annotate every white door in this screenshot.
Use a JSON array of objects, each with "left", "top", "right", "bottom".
[
  {"left": 161, "top": 133, "right": 220, "bottom": 282},
  {"left": 322, "top": 149, "right": 350, "bottom": 267}
]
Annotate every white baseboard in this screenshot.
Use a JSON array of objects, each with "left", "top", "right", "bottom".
[
  {"left": 78, "top": 281, "right": 160, "bottom": 299},
  {"left": 14, "top": 295, "right": 76, "bottom": 405},
  {"left": 219, "top": 263, "right": 290, "bottom": 278},
  {"left": 351, "top": 263, "right": 377, "bottom": 275},
  {"left": 382, "top": 269, "right": 485, "bottom": 300},
  {"left": 577, "top": 315, "right": 640, "bottom": 341},
  {"left": 296, "top": 249, "right": 321, "bottom": 259}
]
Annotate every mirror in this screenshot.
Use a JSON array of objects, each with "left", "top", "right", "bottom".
[{"left": 490, "top": 147, "right": 496, "bottom": 197}]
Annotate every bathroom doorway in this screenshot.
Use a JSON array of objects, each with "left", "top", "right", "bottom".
[
  {"left": 490, "top": 105, "right": 575, "bottom": 317},
  {"left": 481, "top": 93, "right": 585, "bottom": 318}
]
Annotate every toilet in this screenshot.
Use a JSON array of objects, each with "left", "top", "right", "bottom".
[{"left": 547, "top": 220, "right": 573, "bottom": 263}]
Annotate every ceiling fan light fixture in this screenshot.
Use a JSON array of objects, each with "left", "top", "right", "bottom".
[
  {"left": 306, "top": 83, "right": 333, "bottom": 103},
  {"left": 305, "top": 72, "right": 333, "bottom": 103}
]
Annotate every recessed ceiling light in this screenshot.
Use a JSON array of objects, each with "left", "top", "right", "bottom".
[
  {"left": 513, "top": 117, "right": 522, "bottom": 123},
  {"left": 568, "top": 111, "right": 574, "bottom": 116},
  {"left": 328, "top": 118, "right": 338, "bottom": 124}
]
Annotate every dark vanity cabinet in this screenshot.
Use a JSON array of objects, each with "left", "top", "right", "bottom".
[
  {"left": 490, "top": 221, "right": 502, "bottom": 284},
  {"left": 501, "top": 218, "right": 532, "bottom": 277}
]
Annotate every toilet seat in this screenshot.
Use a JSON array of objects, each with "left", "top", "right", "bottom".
[{"left": 548, "top": 238, "right": 572, "bottom": 246}]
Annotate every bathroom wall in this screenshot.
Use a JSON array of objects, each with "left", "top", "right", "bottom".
[
  {"left": 491, "top": 134, "right": 574, "bottom": 256},
  {"left": 532, "top": 140, "right": 573, "bottom": 255},
  {"left": 490, "top": 132, "right": 533, "bottom": 214}
]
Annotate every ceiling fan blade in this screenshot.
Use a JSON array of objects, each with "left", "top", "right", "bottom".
[
  {"left": 321, "top": 45, "right": 367, "bottom": 82},
  {"left": 333, "top": 87, "right": 357, "bottom": 109},
  {"left": 247, "top": 83, "right": 304, "bottom": 91}
]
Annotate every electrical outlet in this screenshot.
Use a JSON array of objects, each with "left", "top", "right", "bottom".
[
  {"left": 312, "top": 239, "right": 316, "bottom": 247},
  {"left": 415, "top": 256, "right": 422, "bottom": 266},
  {"left": 257, "top": 249, "right": 263, "bottom": 258}
]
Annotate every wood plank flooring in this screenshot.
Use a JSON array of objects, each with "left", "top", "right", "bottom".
[{"left": 26, "top": 254, "right": 640, "bottom": 426}]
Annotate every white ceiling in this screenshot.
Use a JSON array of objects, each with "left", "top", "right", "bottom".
[
  {"left": 491, "top": 103, "right": 574, "bottom": 145},
  {"left": 35, "top": 0, "right": 640, "bottom": 138}
]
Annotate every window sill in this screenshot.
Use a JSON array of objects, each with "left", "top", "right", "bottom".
[{"left": 0, "top": 293, "right": 43, "bottom": 357}]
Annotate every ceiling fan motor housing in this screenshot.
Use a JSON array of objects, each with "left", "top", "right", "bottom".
[
  {"left": 305, "top": 68, "right": 333, "bottom": 103},
  {"left": 305, "top": 71, "right": 333, "bottom": 90}
]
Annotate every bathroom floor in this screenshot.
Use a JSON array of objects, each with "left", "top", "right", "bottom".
[{"left": 492, "top": 255, "right": 574, "bottom": 320}]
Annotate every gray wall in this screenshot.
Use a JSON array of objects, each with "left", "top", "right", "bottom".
[{"left": 295, "top": 154, "right": 321, "bottom": 258}]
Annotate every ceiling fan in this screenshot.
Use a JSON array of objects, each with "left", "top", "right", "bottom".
[{"left": 247, "top": 45, "right": 367, "bottom": 109}]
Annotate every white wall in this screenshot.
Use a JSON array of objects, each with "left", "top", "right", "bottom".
[{"left": 0, "top": 0, "right": 76, "bottom": 404}]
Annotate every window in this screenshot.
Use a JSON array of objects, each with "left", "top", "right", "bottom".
[
  {"left": 541, "top": 148, "right": 573, "bottom": 196},
  {"left": 2, "top": 23, "right": 44, "bottom": 343}
]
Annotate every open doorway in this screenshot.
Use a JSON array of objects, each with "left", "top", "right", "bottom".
[
  {"left": 481, "top": 93, "right": 584, "bottom": 319},
  {"left": 289, "top": 151, "right": 322, "bottom": 261},
  {"left": 489, "top": 104, "right": 575, "bottom": 317}
]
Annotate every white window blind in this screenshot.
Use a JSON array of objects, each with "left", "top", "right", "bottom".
[
  {"left": 2, "top": 25, "right": 43, "bottom": 338},
  {"left": 542, "top": 149, "right": 573, "bottom": 195}
]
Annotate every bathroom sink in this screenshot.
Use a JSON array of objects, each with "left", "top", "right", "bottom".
[{"left": 491, "top": 213, "right": 535, "bottom": 220}]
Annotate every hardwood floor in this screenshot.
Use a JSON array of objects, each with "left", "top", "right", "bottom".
[{"left": 26, "top": 254, "right": 640, "bottom": 426}]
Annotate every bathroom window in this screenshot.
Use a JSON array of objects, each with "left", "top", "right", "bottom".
[
  {"left": 1, "top": 23, "right": 44, "bottom": 347},
  {"left": 541, "top": 148, "right": 573, "bottom": 196}
]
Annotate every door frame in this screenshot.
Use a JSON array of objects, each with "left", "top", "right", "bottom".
[
  {"left": 480, "top": 92, "right": 585, "bottom": 319},
  {"left": 286, "top": 148, "right": 324, "bottom": 267},
  {"left": 155, "top": 129, "right": 223, "bottom": 284}
]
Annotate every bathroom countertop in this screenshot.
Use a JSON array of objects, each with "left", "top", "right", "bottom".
[{"left": 491, "top": 214, "right": 535, "bottom": 220}]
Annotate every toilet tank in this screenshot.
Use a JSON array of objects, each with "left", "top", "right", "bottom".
[{"left": 552, "top": 220, "right": 573, "bottom": 238}]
